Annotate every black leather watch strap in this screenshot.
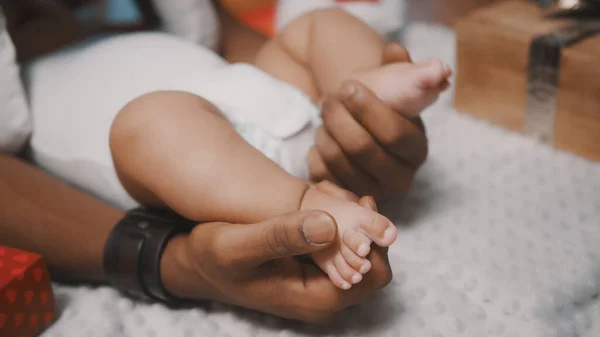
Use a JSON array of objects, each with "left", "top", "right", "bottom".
[{"left": 103, "top": 207, "right": 196, "bottom": 304}]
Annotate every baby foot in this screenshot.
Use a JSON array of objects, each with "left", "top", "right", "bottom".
[
  {"left": 353, "top": 58, "right": 452, "bottom": 118},
  {"left": 300, "top": 188, "right": 398, "bottom": 290}
]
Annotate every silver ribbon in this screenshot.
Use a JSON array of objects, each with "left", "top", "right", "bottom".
[{"left": 524, "top": 3, "right": 600, "bottom": 143}]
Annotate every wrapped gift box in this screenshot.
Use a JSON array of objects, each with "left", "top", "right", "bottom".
[
  {"left": 454, "top": 1, "right": 600, "bottom": 161},
  {"left": 0, "top": 246, "right": 56, "bottom": 337}
]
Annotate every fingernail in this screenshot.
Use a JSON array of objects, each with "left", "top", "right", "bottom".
[
  {"left": 360, "top": 263, "right": 371, "bottom": 274},
  {"left": 341, "top": 282, "right": 351, "bottom": 290},
  {"left": 302, "top": 213, "right": 337, "bottom": 245},
  {"left": 351, "top": 274, "right": 362, "bottom": 284},
  {"left": 358, "top": 244, "right": 370, "bottom": 257}
]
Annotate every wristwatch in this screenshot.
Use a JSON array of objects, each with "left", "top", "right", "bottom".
[{"left": 103, "top": 207, "right": 196, "bottom": 304}]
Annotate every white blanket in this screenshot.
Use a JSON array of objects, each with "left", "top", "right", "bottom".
[
  {"left": 0, "top": 8, "right": 32, "bottom": 154},
  {"left": 42, "top": 23, "right": 600, "bottom": 337}
]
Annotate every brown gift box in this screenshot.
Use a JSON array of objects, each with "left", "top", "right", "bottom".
[
  {"left": 454, "top": 1, "right": 600, "bottom": 161},
  {"left": 0, "top": 246, "right": 56, "bottom": 337}
]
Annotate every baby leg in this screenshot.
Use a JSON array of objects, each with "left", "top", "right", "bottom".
[
  {"left": 110, "top": 90, "right": 309, "bottom": 224},
  {"left": 254, "top": 8, "right": 386, "bottom": 102},
  {"left": 254, "top": 8, "right": 450, "bottom": 114},
  {"left": 110, "top": 91, "right": 395, "bottom": 288}
]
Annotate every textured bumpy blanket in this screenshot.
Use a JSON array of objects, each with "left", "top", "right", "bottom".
[{"left": 42, "top": 23, "right": 600, "bottom": 337}]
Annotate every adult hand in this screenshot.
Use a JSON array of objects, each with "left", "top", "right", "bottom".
[
  {"left": 307, "top": 43, "right": 428, "bottom": 200},
  {"left": 161, "top": 190, "right": 392, "bottom": 324}
]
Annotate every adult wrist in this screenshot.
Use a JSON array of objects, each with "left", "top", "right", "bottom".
[
  {"left": 103, "top": 207, "right": 197, "bottom": 304},
  {"left": 158, "top": 234, "right": 219, "bottom": 302}
]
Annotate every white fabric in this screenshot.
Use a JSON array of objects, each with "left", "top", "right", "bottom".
[
  {"left": 151, "top": 0, "right": 406, "bottom": 47},
  {"left": 38, "top": 23, "right": 600, "bottom": 337},
  {"left": 0, "top": 8, "right": 32, "bottom": 154},
  {"left": 277, "top": 0, "right": 407, "bottom": 37},
  {"left": 149, "top": 0, "right": 220, "bottom": 50},
  {"left": 24, "top": 32, "right": 318, "bottom": 209}
]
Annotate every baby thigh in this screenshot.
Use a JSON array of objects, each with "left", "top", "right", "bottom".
[
  {"left": 110, "top": 90, "right": 311, "bottom": 223},
  {"left": 109, "top": 91, "right": 231, "bottom": 209}
]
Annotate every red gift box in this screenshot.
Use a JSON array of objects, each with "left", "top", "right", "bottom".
[{"left": 0, "top": 246, "right": 56, "bottom": 337}]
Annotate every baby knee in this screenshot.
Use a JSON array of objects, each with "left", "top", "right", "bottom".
[{"left": 110, "top": 91, "right": 221, "bottom": 149}]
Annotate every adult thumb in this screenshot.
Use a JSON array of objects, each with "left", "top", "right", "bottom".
[{"left": 230, "top": 210, "right": 337, "bottom": 267}]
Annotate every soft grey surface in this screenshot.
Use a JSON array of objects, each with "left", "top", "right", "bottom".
[{"left": 42, "top": 23, "right": 600, "bottom": 337}]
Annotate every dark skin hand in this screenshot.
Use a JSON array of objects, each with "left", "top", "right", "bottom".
[
  {"left": 211, "top": 1, "right": 429, "bottom": 201},
  {"left": 308, "top": 43, "right": 429, "bottom": 200},
  {"left": 162, "top": 181, "right": 392, "bottom": 324},
  {"left": 0, "top": 155, "right": 392, "bottom": 324}
]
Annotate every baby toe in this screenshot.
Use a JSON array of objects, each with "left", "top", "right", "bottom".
[
  {"left": 334, "top": 254, "right": 363, "bottom": 285},
  {"left": 341, "top": 244, "right": 372, "bottom": 275},
  {"left": 415, "top": 59, "right": 452, "bottom": 89},
  {"left": 323, "top": 260, "right": 352, "bottom": 290},
  {"left": 343, "top": 229, "right": 372, "bottom": 257},
  {"left": 360, "top": 213, "right": 398, "bottom": 247}
]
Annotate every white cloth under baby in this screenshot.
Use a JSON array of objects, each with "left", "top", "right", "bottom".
[
  {"left": 0, "top": 8, "right": 32, "bottom": 154},
  {"left": 24, "top": 32, "right": 319, "bottom": 209}
]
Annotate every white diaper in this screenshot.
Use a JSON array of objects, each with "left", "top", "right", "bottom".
[
  {"left": 24, "top": 33, "right": 320, "bottom": 210},
  {"left": 168, "top": 60, "right": 322, "bottom": 179}
]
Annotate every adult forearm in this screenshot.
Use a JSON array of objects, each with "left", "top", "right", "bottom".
[
  {"left": 0, "top": 155, "right": 220, "bottom": 303},
  {"left": 0, "top": 155, "right": 122, "bottom": 283}
]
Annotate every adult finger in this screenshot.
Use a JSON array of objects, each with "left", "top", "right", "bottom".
[
  {"left": 315, "top": 180, "right": 360, "bottom": 203},
  {"left": 340, "top": 80, "right": 428, "bottom": 167},
  {"left": 321, "top": 94, "right": 414, "bottom": 192},
  {"left": 413, "top": 116, "right": 426, "bottom": 133},
  {"left": 314, "top": 126, "right": 381, "bottom": 196},
  {"left": 218, "top": 211, "right": 338, "bottom": 268}
]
